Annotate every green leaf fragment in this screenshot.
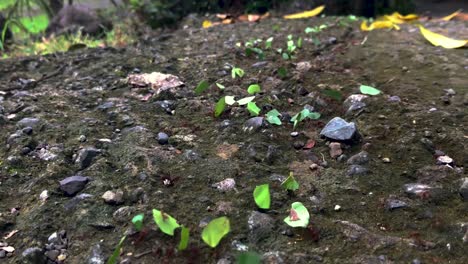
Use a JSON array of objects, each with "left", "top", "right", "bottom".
[
  {"left": 284, "top": 202, "right": 310, "bottom": 228},
  {"left": 297, "top": 37, "right": 303, "bottom": 48},
  {"left": 178, "top": 226, "right": 190, "bottom": 251},
  {"left": 232, "top": 67, "right": 245, "bottom": 79},
  {"left": 281, "top": 172, "right": 299, "bottom": 191},
  {"left": 216, "top": 83, "right": 225, "bottom": 89},
  {"left": 247, "top": 102, "right": 261, "bottom": 116},
  {"left": 131, "top": 213, "right": 144, "bottom": 231},
  {"left": 195, "top": 80, "right": 209, "bottom": 95},
  {"left": 214, "top": 97, "right": 227, "bottom": 117},
  {"left": 152, "top": 209, "right": 180, "bottom": 236},
  {"left": 359, "top": 85, "right": 381, "bottom": 95},
  {"left": 266, "top": 109, "right": 282, "bottom": 125},
  {"left": 225, "top": 95, "right": 236, "bottom": 105},
  {"left": 202, "top": 216, "right": 230, "bottom": 248},
  {"left": 322, "top": 89, "right": 343, "bottom": 101},
  {"left": 277, "top": 67, "right": 287, "bottom": 78},
  {"left": 236, "top": 251, "right": 261, "bottom": 264},
  {"left": 253, "top": 184, "right": 270, "bottom": 209},
  {"left": 107, "top": 236, "right": 126, "bottom": 264},
  {"left": 247, "top": 84, "right": 261, "bottom": 95}
]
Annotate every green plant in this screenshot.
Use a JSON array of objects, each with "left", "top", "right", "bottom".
[
  {"left": 131, "top": 213, "right": 144, "bottom": 231},
  {"left": 201, "top": 216, "right": 230, "bottom": 248},
  {"left": 284, "top": 202, "right": 309, "bottom": 228},
  {"left": 178, "top": 226, "right": 190, "bottom": 251},
  {"left": 359, "top": 85, "right": 381, "bottom": 95},
  {"left": 253, "top": 184, "right": 270, "bottom": 209},
  {"left": 152, "top": 209, "right": 180, "bottom": 236},
  {"left": 290, "top": 109, "right": 321, "bottom": 129},
  {"left": 195, "top": 80, "right": 209, "bottom": 95},
  {"left": 266, "top": 109, "right": 282, "bottom": 125},
  {"left": 214, "top": 96, "right": 227, "bottom": 117},
  {"left": 232, "top": 67, "right": 245, "bottom": 79},
  {"left": 305, "top": 24, "right": 328, "bottom": 34},
  {"left": 281, "top": 172, "right": 299, "bottom": 191},
  {"left": 107, "top": 236, "right": 126, "bottom": 264},
  {"left": 246, "top": 102, "right": 260, "bottom": 116}
]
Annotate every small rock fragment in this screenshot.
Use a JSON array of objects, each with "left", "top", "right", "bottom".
[
  {"left": 329, "top": 142, "right": 342, "bottom": 158},
  {"left": 102, "top": 190, "right": 124, "bottom": 205},
  {"left": 157, "top": 132, "right": 169, "bottom": 145},
  {"left": 347, "top": 151, "right": 370, "bottom": 165},
  {"left": 459, "top": 178, "right": 468, "bottom": 201},
  {"left": 320, "top": 117, "right": 358, "bottom": 141},
  {"left": 212, "top": 178, "right": 236, "bottom": 192},
  {"left": 59, "top": 176, "right": 89, "bottom": 196}
]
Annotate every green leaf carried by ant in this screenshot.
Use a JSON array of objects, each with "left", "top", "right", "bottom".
[
  {"left": 178, "top": 225, "right": 190, "bottom": 251},
  {"left": 216, "top": 83, "right": 225, "bottom": 90},
  {"left": 247, "top": 102, "right": 261, "bottom": 116},
  {"left": 281, "top": 172, "right": 299, "bottom": 191},
  {"left": 236, "top": 251, "right": 261, "bottom": 264},
  {"left": 152, "top": 209, "right": 180, "bottom": 236},
  {"left": 266, "top": 109, "right": 282, "bottom": 125},
  {"left": 237, "top": 96, "right": 255, "bottom": 105},
  {"left": 290, "top": 109, "right": 321, "bottom": 129},
  {"left": 322, "top": 89, "right": 343, "bottom": 101},
  {"left": 201, "top": 216, "right": 230, "bottom": 248},
  {"left": 305, "top": 24, "right": 328, "bottom": 34},
  {"left": 265, "top": 37, "right": 273, "bottom": 49},
  {"left": 107, "top": 236, "right": 126, "bottom": 264},
  {"left": 245, "top": 47, "right": 265, "bottom": 60},
  {"left": 247, "top": 84, "right": 261, "bottom": 95},
  {"left": 360, "top": 85, "right": 381, "bottom": 95},
  {"left": 231, "top": 67, "right": 245, "bottom": 79},
  {"left": 131, "top": 213, "right": 144, "bottom": 232},
  {"left": 284, "top": 202, "right": 310, "bottom": 228},
  {"left": 214, "top": 96, "right": 227, "bottom": 117},
  {"left": 194, "top": 80, "right": 210, "bottom": 95},
  {"left": 253, "top": 184, "right": 270, "bottom": 209}
]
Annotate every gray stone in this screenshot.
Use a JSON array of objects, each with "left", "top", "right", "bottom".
[
  {"left": 247, "top": 211, "right": 275, "bottom": 243},
  {"left": 343, "top": 94, "right": 368, "bottom": 114},
  {"left": 459, "top": 178, "right": 468, "bottom": 201},
  {"left": 59, "top": 176, "right": 89, "bottom": 196},
  {"left": 113, "top": 206, "right": 136, "bottom": 223},
  {"left": 75, "top": 147, "right": 100, "bottom": 169},
  {"left": 157, "top": 132, "right": 169, "bottom": 145},
  {"left": 403, "top": 183, "right": 432, "bottom": 198},
  {"left": 22, "top": 247, "right": 46, "bottom": 264},
  {"left": 320, "top": 117, "right": 357, "bottom": 141},
  {"left": 347, "top": 151, "right": 370, "bottom": 165},
  {"left": 347, "top": 165, "right": 369, "bottom": 176},
  {"left": 243, "top": 117, "right": 264, "bottom": 133},
  {"left": 386, "top": 199, "right": 408, "bottom": 210},
  {"left": 16, "top": 117, "right": 41, "bottom": 129},
  {"left": 86, "top": 244, "right": 105, "bottom": 264},
  {"left": 102, "top": 190, "right": 124, "bottom": 205},
  {"left": 45, "top": 250, "right": 60, "bottom": 261}
]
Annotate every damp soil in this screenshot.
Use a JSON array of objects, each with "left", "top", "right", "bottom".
[{"left": 0, "top": 16, "right": 467, "bottom": 264}]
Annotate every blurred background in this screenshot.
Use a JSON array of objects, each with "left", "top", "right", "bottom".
[{"left": 1, "top": 0, "right": 467, "bottom": 56}]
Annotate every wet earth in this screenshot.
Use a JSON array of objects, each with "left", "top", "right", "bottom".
[{"left": 0, "top": 15, "right": 467, "bottom": 264}]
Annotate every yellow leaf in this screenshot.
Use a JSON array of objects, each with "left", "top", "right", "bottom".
[
  {"left": 394, "top": 12, "right": 419, "bottom": 21},
  {"left": 383, "top": 14, "right": 405, "bottom": 24},
  {"left": 284, "top": 5, "right": 325, "bottom": 19},
  {"left": 202, "top": 20, "right": 213, "bottom": 28},
  {"left": 441, "top": 9, "right": 462, "bottom": 21},
  {"left": 419, "top": 26, "right": 468, "bottom": 49},
  {"left": 361, "top": 20, "right": 400, "bottom": 31}
]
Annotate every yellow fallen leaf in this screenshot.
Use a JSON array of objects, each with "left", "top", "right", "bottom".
[
  {"left": 394, "top": 12, "right": 419, "bottom": 21},
  {"left": 419, "top": 26, "right": 468, "bottom": 49},
  {"left": 383, "top": 14, "right": 405, "bottom": 24},
  {"left": 361, "top": 20, "right": 400, "bottom": 31},
  {"left": 284, "top": 5, "right": 325, "bottom": 19},
  {"left": 441, "top": 9, "right": 462, "bottom": 21},
  {"left": 202, "top": 20, "right": 213, "bottom": 28}
]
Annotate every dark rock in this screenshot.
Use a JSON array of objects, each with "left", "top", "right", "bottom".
[
  {"left": 347, "top": 165, "right": 369, "bottom": 176},
  {"left": 243, "top": 117, "right": 265, "bottom": 133},
  {"left": 157, "top": 132, "right": 169, "bottom": 145},
  {"left": 420, "top": 138, "right": 435, "bottom": 153},
  {"left": 320, "top": 117, "right": 358, "bottom": 141},
  {"left": 0, "top": 250, "right": 5, "bottom": 258},
  {"left": 46, "top": 4, "right": 112, "bottom": 36},
  {"left": 97, "top": 101, "right": 114, "bottom": 111},
  {"left": 22, "top": 127, "right": 33, "bottom": 135},
  {"left": 45, "top": 250, "right": 60, "bottom": 261},
  {"left": 86, "top": 244, "right": 105, "bottom": 264},
  {"left": 460, "top": 178, "right": 468, "bottom": 201},
  {"left": 265, "top": 145, "right": 279, "bottom": 164},
  {"left": 64, "top": 193, "right": 93, "bottom": 211},
  {"left": 343, "top": 94, "right": 368, "bottom": 114},
  {"left": 247, "top": 211, "right": 275, "bottom": 243},
  {"left": 22, "top": 247, "right": 46, "bottom": 264},
  {"left": 155, "top": 100, "right": 176, "bottom": 114},
  {"left": 292, "top": 140, "right": 305, "bottom": 150},
  {"left": 59, "top": 176, "right": 89, "bottom": 196},
  {"left": 347, "top": 151, "right": 370, "bottom": 165},
  {"left": 75, "top": 147, "right": 100, "bottom": 169}
]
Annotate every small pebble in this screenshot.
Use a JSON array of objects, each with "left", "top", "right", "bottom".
[
  {"left": 334, "top": 205, "right": 341, "bottom": 211},
  {"left": 382, "top": 157, "right": 391, "bottom": 163}
]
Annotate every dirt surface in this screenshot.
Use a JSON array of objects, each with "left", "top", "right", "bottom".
[{"left": 0, "top": 15, "right": 467, "bottom": 264}]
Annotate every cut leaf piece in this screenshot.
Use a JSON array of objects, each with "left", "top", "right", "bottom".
[
  {"left": 284, "top": 5, "right": 325, "bottom": 19},
  {"left": 253, "top": 184, "right": 270, "bottom": 209},
  {"left": 441, "top": 9, "right": 462, "bottom": 21},
  {"left": 419, "top": 25, "right": 468, "bottom": 49},
  {"left": 247, "top": 84, "right": 261, "bottom": 95},
  {"left": 216, "top": 83, "right": 225, "bottom": 90},
  {"left": 195, "top": 80, "right": 209, "bottom": 95},
  {"left": 178, "top": 226, "right": 190, "bottom": 251},
  {"left": 201, "top": 217, "right": 230, "bottom": 248},
  {"left": 247, "top": 102, "right": 261, "bottom": 116},
  {"left": 131, "top": 214, "right": 144, "bottom": 231},
  {"left": 152, "top": 209, "right": 180, "bottom": 236},
  {"left": 281, "top": 172, "right": 299, "bottom": 191},
  {"left": 237, "top": 96, "right": 255, "bottom": 105},
  {"left": 361, "top": 20, "right": 400, "bottom": 31},
  {"left": 360, "top": 85, "right": 381, "bottom": 95},
  {"left": 225, "top": 96, "right": 236, "bottom": 105},
  {"left": 202, "top": 20, "right": 213, "bottom": 28},
  {"left": 284, "top": 202, "right": 310, "bottom": 227},
  {"left": 266, "top": 109, "right": 282, "bottom": 125}
]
